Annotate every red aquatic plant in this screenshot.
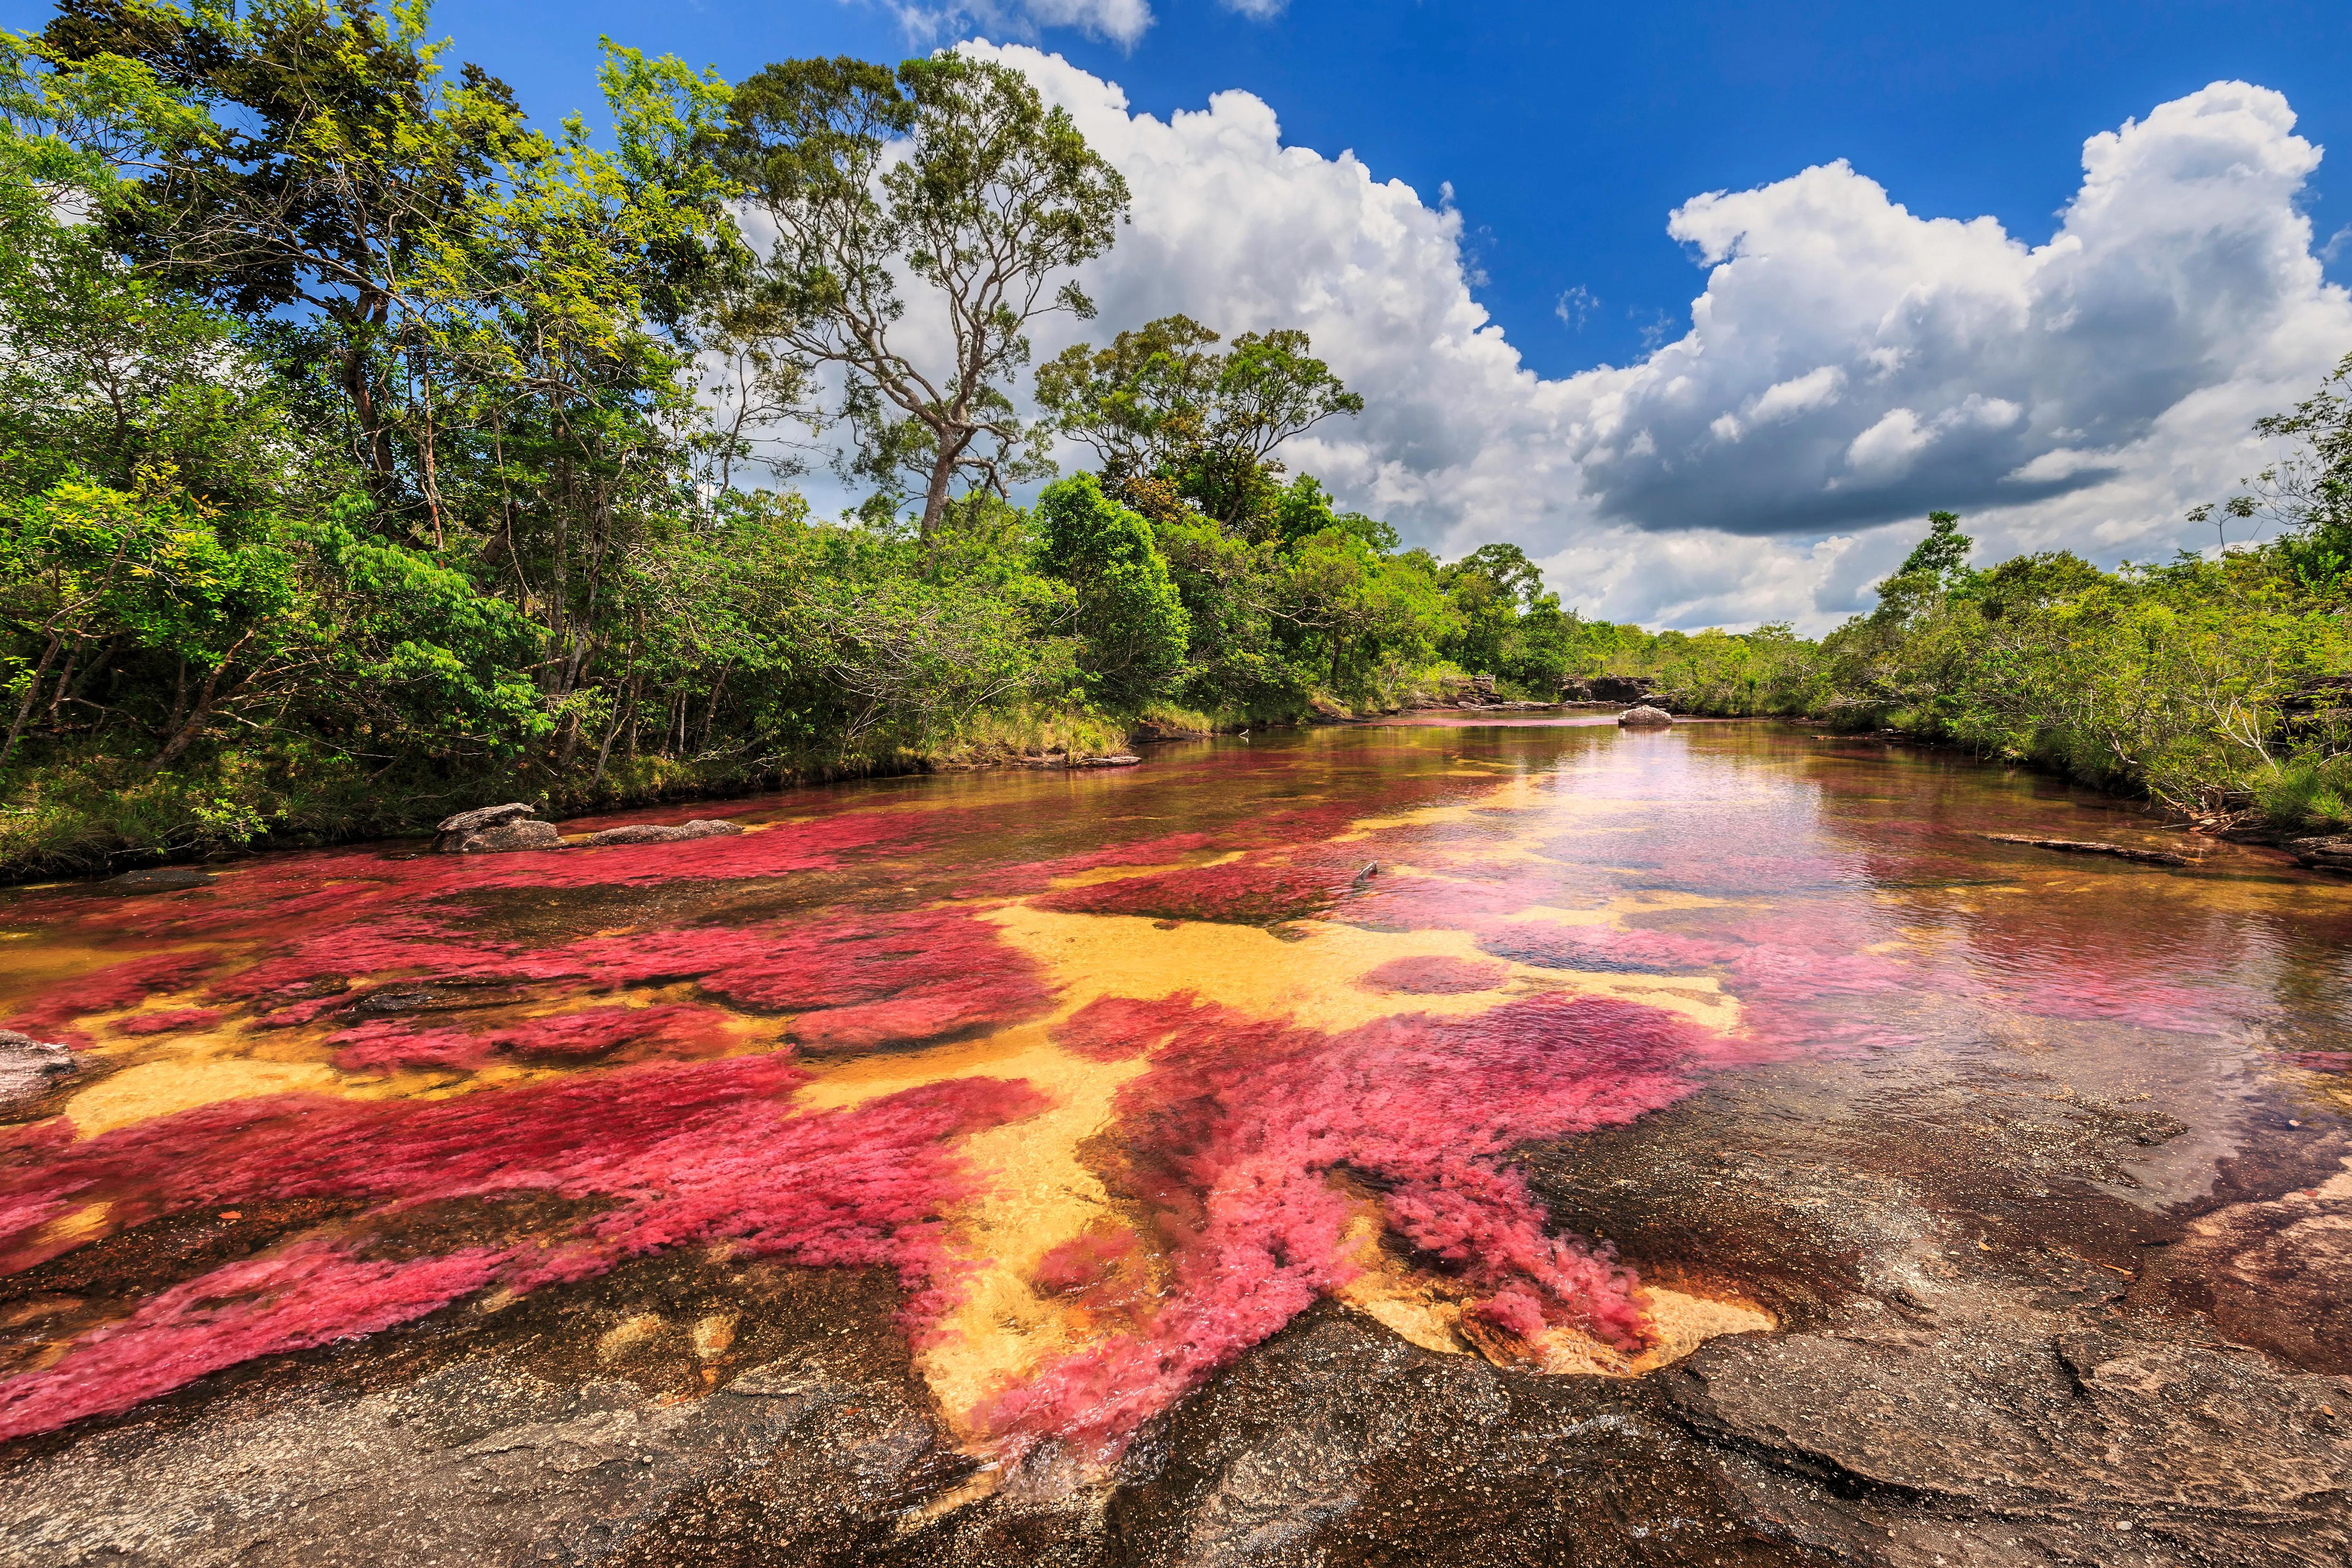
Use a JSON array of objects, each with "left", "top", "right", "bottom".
[
  {"left": 1049, "top": 993, "right": 1217, "bottom": 1062},
  {"left": 0, "top": 1054, "right": 1049, "bottom": 1439},
  {"left": 0, "top": 1241, "right": 506, "bottom": 1442},
  {"left": 112, "top": 1008, "right": 226, "bottom": 1037},
  {"left": 977, "top": 991, "right": 1726, "bottom": 1456},
  {"left": 327, "top": 1003, "right": 739, "bottom": 1073}
]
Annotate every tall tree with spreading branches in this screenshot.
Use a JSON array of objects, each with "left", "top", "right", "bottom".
[{"left": 723, "top": 52, "right": 1128, "bottom": 552}]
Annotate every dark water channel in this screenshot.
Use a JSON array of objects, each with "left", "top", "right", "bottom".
[{"left": 2, "top": 718, "right": 2349, "bottom": 1566}]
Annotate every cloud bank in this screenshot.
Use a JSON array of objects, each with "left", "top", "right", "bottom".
[{"left": 970, "top": 45, "right": 2352, "bottom": 631}]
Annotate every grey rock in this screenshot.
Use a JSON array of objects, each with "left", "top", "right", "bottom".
[
  {"left": 432, "top": 803, "right": 541, "bottom": 853},
  {"left": 455, "top": 820, "right": 565, "bottom": 855},
  {"left": 0, "top": 1029, "right": 80, "bottom": 1109},
  {"left": 1617, "top": 704, "right": 1675, "bottom": 727},
  {"left": 580, "top": 819, "right": 746, "bottom": 848}
]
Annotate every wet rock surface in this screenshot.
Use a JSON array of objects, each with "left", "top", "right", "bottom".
[
  {"left": 0, "top": 1031, "right": 79, "bottom": 1111},
  {"left": 1619, "top": 704, "right": 1676, "bottom": 727},
  {"left": 100, "top": 867, "right": 215, "bottom": 893},
  {"left": 581, "top": 820, "right": 747, "bottom": 847},
  {"left": 7, "top": 726, "right": 2352, "bottom": 1566}
]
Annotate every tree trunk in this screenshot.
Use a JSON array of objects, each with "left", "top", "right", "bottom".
[
  {"left": 919, "top": 443, "right": 958, "bottom": 565},
  {"left": 143, "top": 637, "right": 251, "bottom": 777}
]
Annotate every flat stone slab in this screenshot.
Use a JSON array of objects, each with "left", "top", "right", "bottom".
[{"left": 1977, "top": 832, "right": 2191, "bottom": 867}]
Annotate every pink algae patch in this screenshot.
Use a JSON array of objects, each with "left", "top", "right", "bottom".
[
  {"left": 1032, "top": 1229, "right": 1142, "bottom": 1296},
  {"left": 113, "top": 1008, "right": 226, "bottom": 1037},
  {"left": 977, "top": 991, "right": 1741, "bottom": 1457},
  {"left": 327, "top": 1003, "right": 736, "bottom": 1073},
  {"left": 1357, "top": 955, "right": 1511, "bottom": 995},
  {"left": 0, "top": 1055, "right": 1049, "bottom": 1440},
  {"left": 1049, "top": 993, "right": 1220, "bottom": 1062}
]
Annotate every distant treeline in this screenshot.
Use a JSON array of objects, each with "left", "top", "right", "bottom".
[{"left": 2, "top": 4, "right": 2346, "bottom": 878}]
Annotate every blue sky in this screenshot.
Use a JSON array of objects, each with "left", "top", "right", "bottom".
[{"left": 12, "top": 0, "right": 2352, "bottom": 628}]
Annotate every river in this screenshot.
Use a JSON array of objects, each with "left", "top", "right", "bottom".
[{"left": 3, "top": 717, "right": 2349, "bottom": 1565}]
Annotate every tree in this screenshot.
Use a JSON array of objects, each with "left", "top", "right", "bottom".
[
  {"left": 39, "top": 0, "right": 534, "bottom": 509},
  {"left": 1895, "top": 510, "right": 1973, "bottom": 581},
  {"left": 1034, "top": 474, "right": 1187, "bottom": 707},
  {"left": 723, "top": 53, "right": 1128, "bottom": 549},
  {"left": 1037, "top": 314, "right": 1364, "bottom": 532}
]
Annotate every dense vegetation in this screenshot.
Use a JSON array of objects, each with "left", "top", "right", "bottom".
[{"left": 1, "top": 3, "right": 2345, "bottom": 878}]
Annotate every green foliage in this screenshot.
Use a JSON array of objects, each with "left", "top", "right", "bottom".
[
  {"left": 1811, "top": 507, "right": 2352, "bottom": 823},
  {"left": 1035, "top": 475, "right": 1188, "bottom": 708}
]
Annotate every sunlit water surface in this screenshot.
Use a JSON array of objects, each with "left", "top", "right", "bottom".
[{"left": 3, "top": 718, "right": 2348, "bottom": 1457}]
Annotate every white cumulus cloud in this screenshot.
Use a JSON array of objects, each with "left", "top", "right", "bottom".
[{"left": 953, "top": 47, "right": 2352, "bottom": 629}]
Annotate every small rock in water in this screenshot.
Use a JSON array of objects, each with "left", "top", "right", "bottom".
[
  {"left": 1617, "top": 704, "right": 1675, "bottom": 727},
  {"left": 100, "top": 867, "right": 213, "bottom": 894},
  {"left": 581, "top": 819, "right": 746, "bottom": 847},
  {"left": 1078, "top": 754, "right": 1143, "bottom": 768},
  {"left": 0, "top": 1030, "right": 82, "bottom": 1109}
]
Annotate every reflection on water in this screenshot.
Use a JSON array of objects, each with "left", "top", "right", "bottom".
[{"left": 2, "top": 719, "right": 2348, "bottom": 1457}]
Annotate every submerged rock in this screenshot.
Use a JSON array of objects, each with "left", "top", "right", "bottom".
[
  {"left": 1977, "top": 831, "right": 2193, "bottom": 867},
  {"left": 1617, "top": 704, "right": 1675, "bottom": 727},
  {"left": 581, "top": 819, "right": 746, "bottom": 847},
  {"left": 433, "top": 803, "right": 563, "bottom": 855},
  {"left": 100, "top": 867, "right": 213, "bottom": 894},
  {"left": 0, "top": 1030, "right": 81, "bottom": 1109}
]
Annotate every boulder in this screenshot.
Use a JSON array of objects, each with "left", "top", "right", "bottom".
[
  {"left": 0, "top": 1030, "right": 81, "bottom": 1109},
  {"left": 433, "top": 803, "right": 560, "bottom": 855},
  {"left": 1617, "top": 704, "right": 1675, "bottom": 727},
  {"left": 1589, "top": 675, "right": 1654, "bottom": 704},
  {"left": 581, "top": 819, "right": 747, "bottom": 847},
  {"left": 456, "top": 819, "right": 564, "bottom": 855}
]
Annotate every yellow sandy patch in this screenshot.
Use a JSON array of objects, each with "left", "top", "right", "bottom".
[
  {"left": 795, "top": 1024, "right": 1154, "bottom": 1429},
  {"left": 1330, "top": 1206, "right": 1771, "bottom": 1376},
  {"left": 62, "top": 1058, "right": 350, "bottom": 1138},
  {"left": 27, "top": 1201, "right": 113, "bottom": 1251},
  {"left": 596, "top": 1313, "right": 666, "bottom": 1362},
  {"left": 984, "top": 906, "right": 1737, "bottom": 1034}
]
